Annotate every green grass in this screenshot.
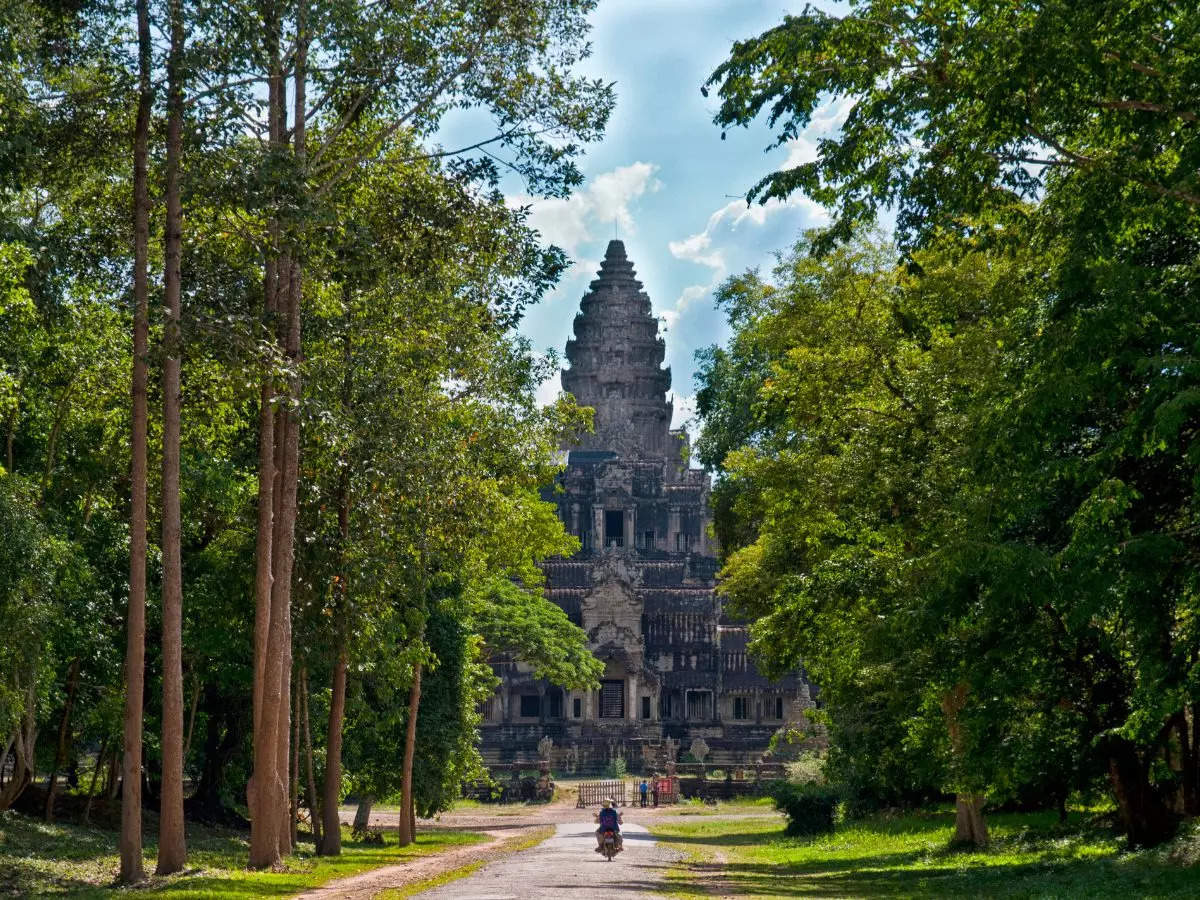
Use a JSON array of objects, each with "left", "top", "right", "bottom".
[
  {"left": 670, "top": 795, "right": 778, "bottom": 816},
  {"left": 650, "top": 808, "right": 1200, "bottom": 898},
  {"left": 0, "top": 810, "right": 485, "bottom": 898}
]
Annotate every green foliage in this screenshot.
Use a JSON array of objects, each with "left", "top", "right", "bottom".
[
  {"left": 702, "top": 2, "right": 1200, "bottom": 847},
  {"left": 470, "top": 578, "right": 602, "bottom": 691},
  {"left": 606, "top": 756, "right": 628, "bottom": 779},
  {"left": 705, "top": 0, "right": 1200, "bottom": 249},
  {"left": 770, "top": 781, "right": 839, "bottom": 837}
]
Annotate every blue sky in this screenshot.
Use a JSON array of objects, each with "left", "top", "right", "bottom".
[{"left": 507, "top": 0, "right": 846, "bottom": 428}]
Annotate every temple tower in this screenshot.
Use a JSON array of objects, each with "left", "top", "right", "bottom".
[
  {"left": 477, "top": 238, "right": 816, "bottom": 774},
  {"left": 562, "top": 240, "right": 673, "bottom": 456}
]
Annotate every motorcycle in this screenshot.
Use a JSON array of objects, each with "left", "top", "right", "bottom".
[{"left": 600, "top": 827, "right": 621, "bottom": 861}]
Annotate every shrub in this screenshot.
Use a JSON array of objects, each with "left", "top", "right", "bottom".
[
  {"left": 607, "top": 756, "right": 627, "bottom": 779},
  {"left": 770, "top": 781, "right": 839, "bottom": 837}
]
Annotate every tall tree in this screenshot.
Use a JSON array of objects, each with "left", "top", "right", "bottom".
[
  {"left": 121, "top": 0, "right": 153, "bottom": 881},
  {"left": 157, "top": 0, "right": 187, "bottom": 873}
]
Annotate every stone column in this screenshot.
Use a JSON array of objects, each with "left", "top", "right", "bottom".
[
  {"left": 628, "top": 672, "right": 639, "bottom": 721},
  {"left": 594, "top": 505, "right": 605, "bottom": 547},
  {"left": 624, "top": 507, "right": 635, "bottom": 550},
  {"left": 668, "top": 506, "right": 681, "bottom": 552}
]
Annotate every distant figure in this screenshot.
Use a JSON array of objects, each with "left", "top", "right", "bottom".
[
  {"left": 639, "top": 778, "right": 648, "bottom": 808},
  {"left": 651, "top": 778, "right": 659, "bottom": 807}
]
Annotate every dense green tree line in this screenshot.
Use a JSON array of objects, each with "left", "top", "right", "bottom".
[
  {"left": 699, "top": 0, "right": 1200, "bottom": 847},
  {"left": 0, "top": 0, "right": 608, "bottom": 880}
]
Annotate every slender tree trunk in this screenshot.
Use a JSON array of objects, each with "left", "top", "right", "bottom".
[
  {"left": 156, "top": 0, "right": 187, "bottom": 872},
  {"left": 106, "top": 749, "right": 120, "bottom": 801},
  {"left": 290, "top": 682, "right": 300, "bottom": 848},
  {"left": 0, "top": 735, "right": 12, "bottom": 788},
  {"left": 248, "top": 0, "right": 286, "bottom": 866},
  {"left": 182, "top": 675, "right": 201, "bottom": 764},
  {"left": 82, "top": 738, "right": 108, "bottom": 825},
  {"left": 45, "top": 658, "right": 81, "bottom": 821},
  {"left": 270, "top": 0, "right": 307, "bottom": 854},
  {"left": 0, "top": 676, "right": 38, "bottom": 809},
  {"left": 120, "top": 0, "right": 152, "bottom": 879},
  {"left": 319, "top": 647, "right": 347, "bottom": 855},
  {"left": 397, "top": 660, "right": 422, "bottom": 847},
  {"left": 301, "top": 668, "right": 321, "bottom": 848},
  {"left": 352, "top": 796, "right": 374, "bottom": 836}
]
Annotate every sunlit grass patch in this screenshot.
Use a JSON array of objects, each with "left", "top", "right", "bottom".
[
  {"left": 651, "top": 809, "right": 1200, "bottom": 897},
  {"left": 0, "top": 810, "right": 484, "bottom": 898}
]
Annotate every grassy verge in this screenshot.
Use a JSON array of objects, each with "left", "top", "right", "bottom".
[
  {"left": 376, "top": 824, "right": 555, "bottom": 899},
  {"left": 0, "top": 809, "right": 484, "bottom": 898},
  {"left": 650, "top": 808, "right": 1200, "bottom": 898}
]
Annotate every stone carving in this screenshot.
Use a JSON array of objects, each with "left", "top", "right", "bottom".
[
  {"left": 537, "top": 735, "right": 554, "bottom": 762},
  {"left": 689, "top": 737, "right": 710, "bottom": 767}
]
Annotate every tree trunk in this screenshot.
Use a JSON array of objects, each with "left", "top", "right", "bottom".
[
  {"left": 290, "top": 680, "right": 300, "bottom": 848},
  {"left": 352, "top": 796, "right": 374, "bottom": 836},
  {"left": 248, "top": 0, "right": 286, "bottom": 865},
  {"left": 106, "top": 749, "right": 120, "bottom": 801},
  {"left": 156, "top": 0, "right": 187, "bottom": 872},
  {"left": 1108, "top": 740, "right": 1177, "bottom": 846},
  {"left": 0, "top": 677, "right": 38, "bottom": 810},
  {"left": 45, "top": 658, "right": 81, "bottom": 821},
  {"left": 397, "top": 660, "right": 422, "bottom": 847},
  {"left": 952, "top": 794, "right": 989, "bottom": 847},
  {"left": 182, "top": 675, "right": 201, "bottom": 764},
  {"left": 83, "top": 738, "right": 108, "bottom": 825},
  {"left": 319, "top": 647, "right": 347, "bottom": 855},
  {"left": 0, "top": 735, "right": 12, "bottom": 789},
  {"left": 120, "top": 0, "right": 152, "bottom": 879},
  {"left": 301, "top": 668, "right": 321, "bottom": 848}
]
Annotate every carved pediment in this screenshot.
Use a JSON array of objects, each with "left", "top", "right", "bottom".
[{"left": 582, "top": 556, "right": 644, "bottom": 651}]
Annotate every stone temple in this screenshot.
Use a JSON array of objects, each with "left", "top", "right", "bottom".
[{"left": 479, "top": 240, "right": 815, "bottom": 772}]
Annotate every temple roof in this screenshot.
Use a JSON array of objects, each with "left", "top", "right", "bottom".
[{"left": 561, "top": 240, "right": 673, "bottom": 457}]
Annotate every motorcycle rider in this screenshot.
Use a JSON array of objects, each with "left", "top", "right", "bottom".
[{"left": 594, "top": 797, "right": 623, "bottom": 853}]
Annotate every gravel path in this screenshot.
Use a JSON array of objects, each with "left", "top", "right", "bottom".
[{"left": 413, "top": 820, "right": 679, "bottom": 899}]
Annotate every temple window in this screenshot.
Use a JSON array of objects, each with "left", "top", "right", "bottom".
[
  {"left": 573, "top": 697, "right": 582, "bottom": 718},
  {"left": 733, "top": 697, "right": 750, "bottom": 720},
  {"left": 600, "top": 679, "right": 625, "bottom": 718},
  {"left": 604, "top": 509, "right": 624, "bottom": 547},
  {"left": 549, "top": 692, "right": 563, "bottom": 718},
  {"left": 519, "top": 694, "right": 540, "bottom": 718},
  {"left": 686, "top": 690, "right": 712, "bottom": 721},
  {"left": 776, "top": 696, "right": 785, "bottom": 719},
  {"left": 641, "top": 696, "right": 651, "bottom": 719}
]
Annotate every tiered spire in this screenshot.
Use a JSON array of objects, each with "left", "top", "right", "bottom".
[{"left": 562, "top": 240, "right": 672, "bottom": 456}]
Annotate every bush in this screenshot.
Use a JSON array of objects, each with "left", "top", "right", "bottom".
[
  {"left": 770, "top": 781, "right": 839, "bottom": 837},
  {"left": 607, "top": 756, "right": 627, "bottom": 779}
]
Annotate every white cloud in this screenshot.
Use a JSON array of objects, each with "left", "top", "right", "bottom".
[
  {"left": 661, "top": 282, "right": 714, "bottom": 331},
  {"left": 667, "top": 232, "right": 724, "bottom": 270},
  {"left": 510, "top": 162, "right": 661, "bottom": 256}
]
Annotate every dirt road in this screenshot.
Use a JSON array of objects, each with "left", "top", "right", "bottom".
[{"left": 412, "top": 820, "right": 678, "bottom": 899}]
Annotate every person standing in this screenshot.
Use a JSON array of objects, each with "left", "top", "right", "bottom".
[{"left": 639, "top": 778, "right": 649, "bottom": 808}]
